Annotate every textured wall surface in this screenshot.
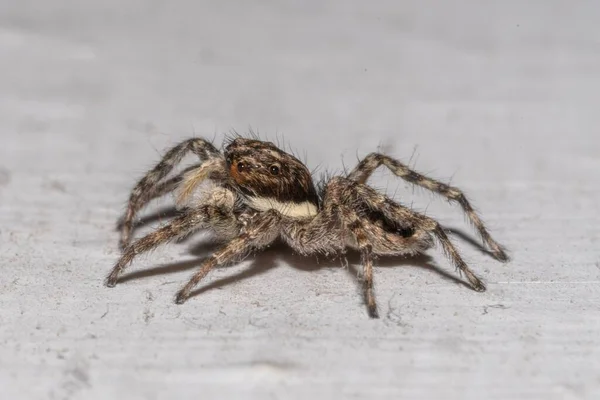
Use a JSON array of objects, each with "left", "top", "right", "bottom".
[{"left": 1, "top": 1, "right": 599, "bottom": 399}]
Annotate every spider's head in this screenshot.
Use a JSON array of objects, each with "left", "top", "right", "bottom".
[{"left": 224, "top": 138, "right": 319, "bottom": 218}]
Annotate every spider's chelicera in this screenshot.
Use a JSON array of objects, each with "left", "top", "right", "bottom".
[{"left": 106, "top": 136, "right": 508, "bottom": 318}]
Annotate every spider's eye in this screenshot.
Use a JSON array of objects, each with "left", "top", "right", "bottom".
[
  {"left": 269, "top": 165, "right": 280, "bottom": 175},
  {"left": 237, "top": 162, "right": 247, "bottom": 173}
]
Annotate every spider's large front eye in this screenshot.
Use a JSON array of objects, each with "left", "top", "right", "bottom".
[
  {"left": 237, "top": 162, "right": 247, "bottom": 173},
  {"left": 269, "top": 165, "right": 280, "bottom": 175}
]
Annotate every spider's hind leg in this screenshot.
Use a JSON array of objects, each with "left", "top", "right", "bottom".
[
  {"left": 429, "top": 222, "right": 486, "bottom": 291},
  {"left": 348, "top": 153, "right": 508, "bottom": 262},
  {"left": 343, "top": 180, "right": 486, "bottom": 292},
  {"left": 385, "top": 206, "right": 486, "bottom": 292}
]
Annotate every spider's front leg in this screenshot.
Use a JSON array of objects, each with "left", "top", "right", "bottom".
[
  {"left": 106, "top": 204, "right": 234, "bottom": 287},
  {"left": 119, "top": 138, "right": 222, "bottom": 250},
  {"left": 175, "top": 209, "right": 282, "bottom": 304},
  {"left": 347, "top": 152, "right": 509, "bottom": 262},
  {"left": 116, "top": 163, "right": 200, "bottom": 226}
]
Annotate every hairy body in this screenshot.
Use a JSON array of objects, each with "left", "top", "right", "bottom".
[{"left": 107, "top": 136, "right": 508, "bottom": 318}]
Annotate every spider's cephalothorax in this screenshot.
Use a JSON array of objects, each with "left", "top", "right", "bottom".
[
  {"left": 224, "top": 138, "right": 320, "bottom": 218},
  {"left": 107, "top": 135, "right": 509, "bottom": 318}
]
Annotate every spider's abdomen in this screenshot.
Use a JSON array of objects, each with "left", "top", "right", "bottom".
[
  {"left": 364, "top": 208, "right": 415, "bottom": 238},
  {"left": 350, "top": 195, "right": 432, "bottom": 256}
]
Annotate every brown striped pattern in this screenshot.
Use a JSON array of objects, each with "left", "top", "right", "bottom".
[
  {"left": 348, "top": 153, "right": 509, "bottom": 262},
  {"left": 119, "top": 138, "right": 221, "bottom": 249},
  {"left": 107, "top": 204, "right": 234, "bottom": 287}
]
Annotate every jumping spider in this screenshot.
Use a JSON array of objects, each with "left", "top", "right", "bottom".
[{"left": 106, "top": 136, "right": 508, "bottom": 318}]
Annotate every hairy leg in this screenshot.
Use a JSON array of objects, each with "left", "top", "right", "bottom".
[
  {"left": 175, "top": 210, "right": 282, "bottom": 303},
  {"left": 333, "top": 177, "right": 486, "bottom": 291},
  {"left": 362, "top": 186, "right": 485, "bottom": 290},
  {"left": 347, "top": 153, "right": 508, "bottom": 261},
  {"left": 116, "top": 164, "right": 201, "bottom": 230},
  {"left": 348, "top": 220, "right": 379, "bottom": 318},
  {"left": 107, "top": 204, "right": 234, "bottom": 287},
  {"left": 120, "top": 138, "right": 221, "bottom": 249},
  {"left": 428, "top": 222, "right": 485, "bottom": 291}
]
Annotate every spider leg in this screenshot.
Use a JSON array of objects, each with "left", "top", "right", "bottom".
[
  {"left": 106, "top": 204, "right": 233, "bottom": 287},
  {"left": 367, "top": 191, "right": 485, "bottom": 290},
  {"left": 116, "top": 163, "right": 199, "bottom": 228},
  {"left": 336, "top": 177, "right": 486, "bottom": 291},
  {"left": 348, "top": 220, "right": 379, "bottom": 318},
  {"left": 347, "top": 153, "right": 508, "bottom": 262},
  {"left": 428, "top": 221, "right": 486, "bottom": 291},
  {"left": 175, "top": 210, "right": 282, "bottom": 304},
  {"left": 119, "top": 138, "right": 221, "bottom": 250}
]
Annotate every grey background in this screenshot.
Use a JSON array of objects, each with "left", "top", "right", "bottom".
[{"left": 1, "top": 1, "right": 599, "bottom": 399}]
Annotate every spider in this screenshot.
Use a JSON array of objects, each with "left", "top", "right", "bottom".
[{"left": 106, "top": 135, "right": 509, "bottom": 318}]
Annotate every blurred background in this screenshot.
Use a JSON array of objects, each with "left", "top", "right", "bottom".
[{"left": 1, "top": 1, "right": 599, "bottom": 399}]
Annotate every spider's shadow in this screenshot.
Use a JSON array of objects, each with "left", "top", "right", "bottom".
[
  {"left": 115, "top": 206, "right": 182, "bottom": 231},
  {"left": 116, "top": 206, "right": 492, "bottom": 300}
]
